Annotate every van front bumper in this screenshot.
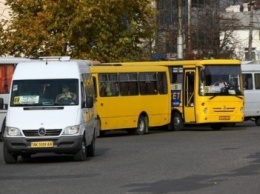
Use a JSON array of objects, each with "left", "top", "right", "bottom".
[{"left": 3, "top": 135, "right": 83, "bottom": 155}]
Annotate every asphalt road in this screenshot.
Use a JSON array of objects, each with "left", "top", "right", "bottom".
[{"left": 0, "top": 121, "right": 259, "bottom": 194}]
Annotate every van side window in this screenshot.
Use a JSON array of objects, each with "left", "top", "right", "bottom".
[
  {"left": 255, "top": 73, "right": 260, "bottom": 90},
  {"left": 243, "top": 73, "right": 253, "bottom": 90}
]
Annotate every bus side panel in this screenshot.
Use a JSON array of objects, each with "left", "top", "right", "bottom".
[{"left": 97, "top": 95, "right": 171, "bottom": 130}]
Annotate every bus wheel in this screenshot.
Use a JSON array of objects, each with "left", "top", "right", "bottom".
[
  {"left": 136, "top": 116, "right": 148, "bottom": 135},
  {"left": 73, "top": 138, "right": 87, "bottom": 161},
  {"left": 255, "top": 117, "right": 260, "bottom": 126},
  {"left": 3, "top": 143, "right": 18, "bottom": 164},
  {"left": 211, "top": 124, "right": 222, "bottom": 130},
  {"left": 171, "top": 112, "right": 184, "bottom": 131}
]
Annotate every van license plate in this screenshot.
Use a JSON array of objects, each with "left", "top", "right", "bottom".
[
  {"left": 219, "top": 116, "right": 230, "bottom": 120},
  {"left": 31, "top": 141, "right": 53, "bottom": 148}
]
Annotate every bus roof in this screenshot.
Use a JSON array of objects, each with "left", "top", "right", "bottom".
[
  {"left": 90, "top": 65, "right": 169, "bottom": 73},
  {"left": 101, "top": 59, "right": 241, "bottom": 67}
]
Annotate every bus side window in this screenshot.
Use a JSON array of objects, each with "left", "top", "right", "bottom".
[{"left": 100, "top": 83, "right": 107, "bottom": 97}]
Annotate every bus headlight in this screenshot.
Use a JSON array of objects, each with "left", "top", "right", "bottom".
[
  {"left": 62, "top": 125, "right": 80, "bottom": 135},
  {"left": 5, "top": 127, "right": 22, "bottom": 136},
  {"left": 203, "top": 108, "right": 208, "bottom": 114}
]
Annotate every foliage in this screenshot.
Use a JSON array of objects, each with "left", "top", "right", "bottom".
[{"left": 0, "top": 0, "right": 156, "bottom": 62}]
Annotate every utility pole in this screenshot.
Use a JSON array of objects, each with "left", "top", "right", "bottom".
[
  {"left": 248, "top": 1, "right": 255, "bottom": 61},
  {"left": 187, "top": 0, "right": 192, "bottom": 59},
  {"left": 177, "top": 0, "right": 183, "bottom": 59}
]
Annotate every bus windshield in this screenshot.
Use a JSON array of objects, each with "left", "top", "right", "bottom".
[
  {"left": 200, "top": 65, "right": 242, "bottom": 96},
  {"left": 10, "top": 79, "right": 79, "bottom": 106}
]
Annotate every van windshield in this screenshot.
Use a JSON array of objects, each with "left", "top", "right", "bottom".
[{"left": 10, "top": 79, "right": 79, "bottom": 106}]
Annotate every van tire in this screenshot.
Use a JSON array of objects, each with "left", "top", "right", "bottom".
[
  {"left": 0, "top": 118, "right": 6, "bottom": 142},
  {"left": 3, "top": 143, "right": 18, "bottom": 164},
  {"left": 87, "top": 134, "right": 96, "bottom": 157},
  {"left": 96, "top": 118, "right": 101, "bottom": 137},
  {"left": 73, "top": 139, "right": 87, "bottom": 161},
  {"left": 255, "top": 117, "right": 260, "bottom": 126},
  {"left": 136, "top": 116, "right": 148, "bottom": 135},
  {"left": 171, "top": 112, "right": 184, "bottom": 131}
]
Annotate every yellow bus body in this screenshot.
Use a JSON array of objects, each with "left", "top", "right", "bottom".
[
  {"left": 103, "top": 59, "right": 244, "bottom": 130},
  {"left": 90, "top": 65, "right": 171, "bottom": 136}
]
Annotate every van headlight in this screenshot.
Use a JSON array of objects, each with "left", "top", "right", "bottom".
[
  {"left": 62, "top": 125, "right": 80, "bottom": 135},
  {"left": 5, "top": 127, "right": 22, "bottom": 137}
]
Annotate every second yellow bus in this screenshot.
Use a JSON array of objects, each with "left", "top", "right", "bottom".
[{"left": 90, "top": 65, "right": 171, "bottom": 136}]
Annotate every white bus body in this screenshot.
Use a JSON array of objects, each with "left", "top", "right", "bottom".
[
  {"left": 242, "top": 62, "right": 260, "bottom": 125},
  {"left": 2, "top": 57, "right": 97, "bottom": 163}
]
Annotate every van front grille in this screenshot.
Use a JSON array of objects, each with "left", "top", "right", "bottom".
[{"left": 22, "top": 129, "right": 62, "bottom": 137}]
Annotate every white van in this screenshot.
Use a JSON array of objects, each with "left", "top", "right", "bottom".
[
  {"left": 242, "top": 62, "right": 260, "bottom": 126},
  {"left": 3, "top": 57, "right": 97, "bottom": 164}
]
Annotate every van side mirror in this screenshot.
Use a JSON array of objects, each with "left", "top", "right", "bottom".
[
  {"left": 82, "top": 96, "right": 93, "bottom": 108},
  {"left": 0, "top": 98, "right": 4, "bottom": 110}
]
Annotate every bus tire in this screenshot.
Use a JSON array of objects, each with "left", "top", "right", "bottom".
[
  {"left": 136, "top": 116, "right": 148, "bottom": 135},
  {"left": 211, "top": 124, "right": 222, "bottom": 130},
  {"left": 3, "top": 143, "right": 18, "bottom": 164},
  {"left": 73, "top": 138, "right": 87, "bottom": 161},
  {"left": 171, "top": 112, "right": 184, "bottom": 131},
  {"left": 255, "top": 117, "right": 260, "bottom": 126},
  {"left": 87, "top": 134, "right": 96, "bottom": 157}
]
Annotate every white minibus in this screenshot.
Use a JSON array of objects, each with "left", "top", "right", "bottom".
[
  {"left": 2, "top": 56, "right": 97, "bottom": 163},
  {"left": 242, "top": 62, "right": 260, "bottom": 125}
]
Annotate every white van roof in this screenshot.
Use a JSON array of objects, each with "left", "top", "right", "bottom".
[
  {"left": 241, "top": 63, "right": 260, "bottom": 72},
  {"left": 13, "top": 59, "right": 93, "bottom": 79}
]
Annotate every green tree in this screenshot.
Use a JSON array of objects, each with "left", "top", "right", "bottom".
[{"left": 1, "top": 0, "right": 156, "bottom": 62}]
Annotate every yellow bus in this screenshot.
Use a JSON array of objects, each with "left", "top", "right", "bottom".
[
  {"left": 104, "top": 59, "right": 244, "bottom": 130},
  {"left": 90, "top": 65, "right": 171, "bottom": 136}
]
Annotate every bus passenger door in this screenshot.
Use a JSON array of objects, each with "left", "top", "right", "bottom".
[{"left": 183, "top": 70, "right": 195, "bottom": 123}]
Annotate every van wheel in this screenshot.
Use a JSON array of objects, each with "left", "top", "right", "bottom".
[
  {"left": 255, "top": 117, "right": 260, "bottom": 126},
  {"left": 136, "top": 116, "right": 148, "bottom": 135},
  {"left": 96, "top": 118, "right": 101, "bottom": 137},
  {"left": 0, "top": 118, "right": 6, "bottom": 142},
  {"left": 211, "top": 124, "right": 222, "bottom": 130},
  {"left": 171, "top": 112, "right": 184, "bottom": 131},
  {"left": 87, "top": 134, "right": 96, "bottom": 157},
  {"left": 3, "top": 143, "right": 18, "bottom": 164},
  {"left": 73, "top": 139, "right": 87, "bottom": 161}
]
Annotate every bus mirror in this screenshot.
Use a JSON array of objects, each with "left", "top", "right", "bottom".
[{"left": 200, "top": 68, "right": 205, "bottom": 82}]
